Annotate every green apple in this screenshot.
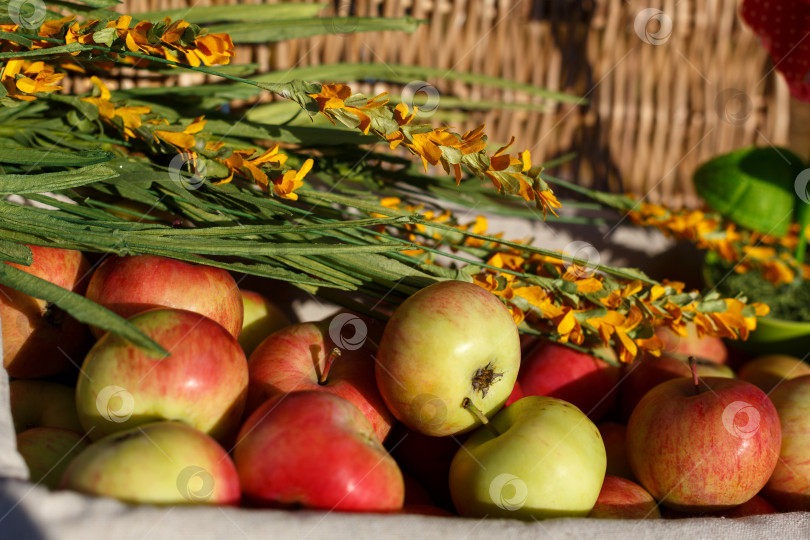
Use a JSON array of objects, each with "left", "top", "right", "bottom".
[
  {"left": 449, "top": 396, "right": 606, "bottom": 520},
  {"left": 238, "top": 289, "right": 291, "bottom": 357},
  {"left": 58, "top": 421, "right": 240, "bottom": 505},
  {"left": 738, "top": 354, "right": 810, "bottom": 394},
  {"left": 16, "top": 427, "right": 89, "bottom": 489},
  {"left": 762, "top": 374, "right": 810, "bottom": 510},
  {"left": 376, "top": 280, "right": 521, "bottom": 436},
  {"left": 10, "top": 380, "right": 83, "bottom": 434}
]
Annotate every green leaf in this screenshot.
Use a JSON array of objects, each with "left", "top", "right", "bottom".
[
  {"left": 0, "top": 239, "right": 31, "bottom": 265},
  {"left": 201, "top": 118, "right": 374, "bottom": 146},
  {"left": 133, "top": 2, "right": 326, "bottom": 24},
  {"left": 0, "top": 147, "right": 113, "bottom": 167},
  {"left": 0, "top": 163, "right": 118, "bottom": 194},
  {"left": 92, "top": 26, "right": 117, "bottom": 47},
  {"left": 0, "top": 31, "right": 32, "bottom": 48},
  {"left": 253, "top": 63, "right": 583, "bottom": 104},
  {"left": 71, "top": 0, "right": 121, "bottom": 8},
  {"left": 0, "top": 43, "right": 92, "bottom": 59},
  {"left": 693, "top": 146, "right": 807, "bottom": 237},
  {"left": 0, "top": 263, "right": 166, "bottom": 355},
  {"left": 696, "top": 299, "right": 728, "bottom": 313},
  {"left": 207, "top": 16, "right": 421, "bottom": 43}
]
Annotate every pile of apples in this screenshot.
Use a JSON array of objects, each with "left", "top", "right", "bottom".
[{"left": 5, "top": 245, "right": 810, "bottom": 520}]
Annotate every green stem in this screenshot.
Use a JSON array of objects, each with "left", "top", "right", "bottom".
[
  {"left": 12, "top": 32, "right": 261, "bottom": 87},
  {"left": 795, "top": 203, "right": 810, "bottom": 265}
]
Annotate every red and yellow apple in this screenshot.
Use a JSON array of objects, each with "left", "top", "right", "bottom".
[
  {"left": 1, "top": 245, "right": 92, "bottom": 378},
  {"left": 85, "top": 254, "right": 243, "bottom": 338},
  {"left": 738, "top": 354, "right": 810, "bottom": 394},
  {"left": 587, "top": 475, "right": 660, "bottom": 519},
  {"left": 246, "top": 320, "right": 393, "bottom": 442},
  {"left": 627, "top": 376, "right": 781, "bottom": 512},
  {"left": 75, "top": 308, "right": 248, "bottom": 444},
  {"left": 234, "top": 391, "right": 404, "bottom": 512},
  {"left": 762, "top": 374, "right": 810, "bottom": 510},
  {"left": 515, "top": 341, "right": 620, "bottom": 421}
]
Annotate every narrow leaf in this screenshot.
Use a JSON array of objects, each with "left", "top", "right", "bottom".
[
  {"left": 0, "top": 147, "right": 113, "bottom": 167},
  {"left": 0, "top": 263, "right": 166, "bottom": 355},
  {"left": 0, "top": 240, "right": 31, "bottom": 265},
  {"left": 0, "top": 43, "right": 92, "bottom": 59},
  {"left": 207, "top": 16, "right": 420, "bottom": 43},
  {"left": 0, "top": 163, "right": 118, "bottom": 194},
  {"left": 133, "top": 3, "right": 325, "bottom": 24}
]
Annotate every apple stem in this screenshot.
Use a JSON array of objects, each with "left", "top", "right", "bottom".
[
  {"left": 462, "top": 398, "right": 501, "bottom": 436},
  {"left": 689, "top": 356, "right": 700, "bottom": 395},
  {"left": 319, "top": 347, "right": 341, "bottom": 385}
]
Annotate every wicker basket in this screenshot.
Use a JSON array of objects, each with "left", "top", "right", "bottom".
[{"left": 117, "top": 0, "right": 803, "bottom": 207}]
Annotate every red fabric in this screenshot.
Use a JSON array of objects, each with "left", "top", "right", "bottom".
[{"left": 740, "top": 0, "right": 810, "bottom": 102}]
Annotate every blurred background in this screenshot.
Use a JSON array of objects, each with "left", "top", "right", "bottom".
[{"left": 114, "top": 0, "right": 806, "bottom": 207}]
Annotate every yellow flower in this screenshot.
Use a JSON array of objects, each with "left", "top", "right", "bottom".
[
  {"left": 65, "top": 20, "right": 99, "bottom": 51},
  {"left": 272, "top": 159, "right": 313, "bottom": 200},
  {"left": 513, "top": 286, "right": 548, "bottom": 310},
  {"left": 115, "top": 105, "right": 152, "bottom": 139},
  {"left": 342, "top": 92, "right": 389, "bottom": 135},
  {"left": 472, "top": 273, "right": 514, "bottom": 300},
  {"left": 38, "top": 16, "right": 75, "bottom": 38},
  {"left": 554, "top": 307, "right": 584, "bottom": 345},
  {"left": 486, "top": 252, "right": 525, "bottom": 272},
  {"left": 308, "top": 84, "right": 389, "bottom": 134},
  {"left": 13, "top": 62, "right": 64, "bottom": 98},
  {"left": 154, "top": 117, "right": 207, "bottom": 149},
  {"left": 309, "top": 83, "right": 352, "bottom": 115},
  {"left": 160, "top": 18, "right": 190, "bottom": 45},
  {"left": 187, "top": 33, "right": 234, "bottom": 66},
  {"left": 80, "top": 76, "right": 152, "bottom": 139},
  {"left": 463, "top": 215, "right": 489, "bottom": 247},
  {"left": 444, "top": 125, "right": 487, "bottom": 184}
]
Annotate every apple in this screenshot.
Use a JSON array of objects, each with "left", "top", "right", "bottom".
[
  {"left": 1, "top": 245, "right": 92, "bottom": 378},
  {"left": 515, "top": 341, "right": 620, "bottom": 421},
  {"left": 762, "top": 374, "right": 810, "bottom": 510},
  {"left": 449, "top": 395, "right": 606, "bottom": 520},
  {"left": 10, "top": 380, "right": 83, "bottom": 434},
  {"left": 620, "top": 354, "right": 734, "bottom": 419},
  {"left": 85, "top": 254, "right": 243, "bottom": 338},
  {"left": 598, "top": 422, "right": 634, "bottom": 480},
  {"left": 587, "top": 475, "right": 660, "bottom": 519},
  {"left": 59, "top": 421, "right": 240, "bottom": 505},
  {"left": 655, "top": 323, "right": 727, "bottom": 364},
  {"left": 376, "top": 280, "right": 521, "bottom": 437},
  {"left": 386, "top": 422, "right": 461, "bottom": 512},
  {"left": 238, "top": 289, "right": 291, "bottom": 356},
  {"left": 403, "top": 473, "right": 434, "bottom": 506},
  {"left": 738, "top": 354, "right": 810, "bottom": 394},
  {"left": 504, "top": 380, "right": 524, "bottom": 406},
  {"left": 663, "top": 495, "right": 778, "bottom": 518},
  {"left": 75, "top": 308, "right": 248, "bottom": 444},
  {"left": 626, "top": 375, "right": 781, "bottom": 512},
  {"left": 711, "top": 495, "right": 778, "bottom": 518},
  {"left": 246, "top": 320, "right": 393, "bottom": 442},
  {"left": 16, "top": 427, "right": 90, "bottom": 489},
  {"left": 234, "top": 391, "right": 404, "bottom": 512}
]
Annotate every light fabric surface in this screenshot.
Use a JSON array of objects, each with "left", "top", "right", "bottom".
[{"left": 1, "top": 212, "right": 803, "bottom": 539}]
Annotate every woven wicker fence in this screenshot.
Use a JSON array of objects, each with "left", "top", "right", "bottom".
[{"left": 118, "top": 0, "right": 800, "bottom": 207}]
